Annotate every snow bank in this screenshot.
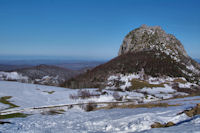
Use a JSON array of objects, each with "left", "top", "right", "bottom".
[
  {"left": 140, "top": 85, "right": 176, "bottom": 94},
  {"left": 0, "top": 71, "right": 29, "bottom": 82}
]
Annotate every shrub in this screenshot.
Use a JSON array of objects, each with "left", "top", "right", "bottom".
[
  {"left": 78, "top": 90, "right": 92, "bottom": 99},
  {"left": 83, "top": 102, "right": 97, "bottom": 112},
  {"left": 41, "top": 109, "right": 65, "bottom": 115},
  {"left": 69, "top": 90, "right": 100, "bottom": 100},
  {"left": 101, "top": 91, "right": 108, "bottom": 95}
]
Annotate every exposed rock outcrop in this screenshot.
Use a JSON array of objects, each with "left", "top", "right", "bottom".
[
  {"left": 118, "top": 24, "right": 188, "bottom": 57},
  {"left": 151, "top": 121, "right": 175, "bottom": 128}
]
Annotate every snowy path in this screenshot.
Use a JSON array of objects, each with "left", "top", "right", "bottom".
[{"left": 0, "top": 101, "right": 136, "bottom": 115}]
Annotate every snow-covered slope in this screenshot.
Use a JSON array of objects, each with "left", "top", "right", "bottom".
[
  {"left": 0, "top": 78, "right": 191, "bottom": 112},
  {"left": 1, "top": 105, "right": 198, "bottom": 133},
  {"left": 0, "top": 81, "right": 116, "bottom": 110},
  {"left": 0, "top": 81, "right": 200, "bottom": 133}
]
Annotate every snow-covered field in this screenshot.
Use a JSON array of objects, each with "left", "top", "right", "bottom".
[
  {"left": 0, "top": 81, "right": 116, "bottom": 110},
  {"left": 0, "top": 81, "right": 200, "bottom": 133}
]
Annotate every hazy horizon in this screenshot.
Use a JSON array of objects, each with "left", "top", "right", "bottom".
[{"left": 0, "top": 55, "right": 109, "bottom": 61}]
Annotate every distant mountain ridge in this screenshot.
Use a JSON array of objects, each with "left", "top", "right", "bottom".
[
  {"left": 15, "top": 64, "right": 78, "bottom": 79},
  {"left": 0, "top": 60, "right": 104, "bottom": 86},
  {"left": 10, "top": 64, "right": 79, "bottom": 86},
  {"left": 0, "top": 64, "right": 32, "bottom": 71},
  {"left": 0, "top": 60, "right": 104, "bottom": 71}
]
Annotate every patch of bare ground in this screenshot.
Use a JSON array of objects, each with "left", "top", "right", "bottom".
[
  {"left": 41, "top": 109, "right": 65, "bottom": 115},
  {"left": 129, "top": 78, "right": 164, "bottom": 90},
  {"left": 95, "top": 102, "right": 181, "bottom": 110},
  {"left": 173, "top": 78, "right": 187, "bottom": 84},
  {"left": 151, "top": 121, "right": 175, "bottom": 128}
]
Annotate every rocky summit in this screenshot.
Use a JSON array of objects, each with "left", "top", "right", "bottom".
[
  {"left": 63, "top": 25, "right": 200, "bottom": 90},
  {"left": 118, "top": 24, "right": 200, "bottom": 78},
  {"left": 118, "top": 24, "right": 188, "bottom": 57}
]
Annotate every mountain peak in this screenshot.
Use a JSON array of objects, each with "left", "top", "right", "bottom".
[
  {"left": 118, "top": 25, "right": 188, "bottom": 59},
  {"left": 64, "top": 25, "right": 200, "bottom": 89}
]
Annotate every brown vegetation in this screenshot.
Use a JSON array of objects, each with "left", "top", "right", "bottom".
[
  {"left": 0, "top": 113, "right": 28, "bottom": 119},
  {"left": 96, "top": 102, "right": 180, "bottom": 110},
  {"left": 43, "top": 91, "right": 55, "bottom": 94},
  {"left": 151, "top": 121, "right": 175, "bottom": 128},
  {"left": 173, "top": 78, "right": 187, "bottom": 84},
  {"left": 130, "top": 78, "right": 164, "bottom": 90},
  {"left": 69, "top": 90, "right": 100, "bottom": 100},
  {"left": 0, "top": 96, "right": 19, "bottom": 109},
  {"left": 82, "top": 102, "right": 97, "bottom": 112},
  {"left": 62, "top": 50, "right": 195, "bottom": 89},
  {"left": 41, "top": 109, "right": 65, "bottom": 115}
]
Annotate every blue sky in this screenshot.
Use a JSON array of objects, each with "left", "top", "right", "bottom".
[{"left": 0, "top": 0, "right": 200, "bottom": 60}]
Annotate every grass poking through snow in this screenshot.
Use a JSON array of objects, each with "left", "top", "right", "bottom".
[
  {"left": 0, "top": 113, "right": 29, "bottom": 119},
  {"left": 43, "top": 91, "right": 55, "bottom": 94},
  {"left": 0, "top": 96, "right": 19, "bottom": 109}
]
